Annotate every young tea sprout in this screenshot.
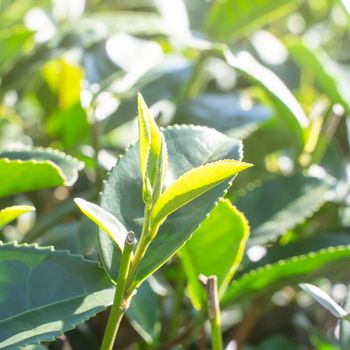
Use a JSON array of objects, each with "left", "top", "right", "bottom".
[{"left": 75, "top": 93, "right": 252, "bottom": 349}]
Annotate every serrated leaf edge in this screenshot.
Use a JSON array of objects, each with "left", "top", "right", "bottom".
[
  {"left": 223, "top": 244, "right": 350, "bottom": 305},
  {"left": 0, "top": 158, "right": 67, "bottom": 186}
]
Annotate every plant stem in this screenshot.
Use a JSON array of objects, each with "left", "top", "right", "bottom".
[
  {"left": 199, "top": 275, "right": 223, "bottom": 350},
  {"left": 125, "top": 204, "right": 158, "bottom": 295},
  {"left": 100, "top": 231, "right": 135, "bottom": 350}
]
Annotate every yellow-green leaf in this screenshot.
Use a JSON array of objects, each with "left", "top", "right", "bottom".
[
  {"left": 137, "top": 92, "right": 165, "bottom": 203},
  {"left": 180, "top": 199, "right": 249, "bottom": 308},
  {"left": 74, "top": 198, "right": 128, "bottom": 251},
  {"left": 0, "top": 205, "right": 35, "bottom": 230},
  {"left": 150, "top": 160, "right": 252, "bottom": 234}
]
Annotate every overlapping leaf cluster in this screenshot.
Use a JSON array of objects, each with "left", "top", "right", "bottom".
[{"left": 1, "top": 0, "right": 350, "bottom": 349}]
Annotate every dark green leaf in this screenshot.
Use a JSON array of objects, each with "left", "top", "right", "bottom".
[
  {"left": 127, "top": 281, "right": 161, "bottom": 344},
  {"left": 175, "top": 93, "right": 271, "bottom": 139},
  {"left": 235, "top": 174, "right": 330, "bottom": 246},
  {"left": 222, "top": 244, "right": 350, "bottom": 306},
  {"left": 0, "top": 242, "right": 113, "bottom": 349}
]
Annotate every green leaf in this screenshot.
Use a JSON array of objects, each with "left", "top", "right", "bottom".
[
  {"left": 287, "top": 38, "right": 350, "bottom": 115},
  {"left": 0, "top": 205, "right": 35, "bottom": 230},
  {"left": 0, "top": 148, "right": 84, "bottom": 197},
  {"left": 0, "top": 159, "right": 66, "bottom": 198},
  {"left": 150, "top": 160, "right": 252, "bottom": 233},
  {"left": 222, "top": 244, "right": 350, "bottom": 306},
  {"left": 137, "top": 92, "right": 167, "bottom": 203},
  {"left": 0, "top": 26, "right": 32, "bottom": 72},
  {"left": 102, "top": 59, "right": 191, "bottom": 132},
  {"left": 126, "top": 281, "right": 161, "bottom": 344},
  {"left": 74, "top": 198, "right": 128, "bottom": 251},
  {"left": 205, "top": 0, "right": 296, "bottom": 40},
  {"left": 99, "top": 125, "right": 244, "bottom": 284},
  {"left": 222, "top": 49, "right": 308, "bottom": 139},
  {"left": 180, "top": 199, "right": 249, "bottom": 308},
  {"left": 0, "top": 242, "right": 113, "bottom": 349},
  {"left": 235, "top": 174, "right": 330, "bottom": 246},
  {"left": 299, "top": 283, "right": 348, "bottom": 319},
  {"left": 0, "top": 148, "right": 84, "bottom": 185},
  {"left": 175, "top": 93, "right": 271, "bottom": 139}
]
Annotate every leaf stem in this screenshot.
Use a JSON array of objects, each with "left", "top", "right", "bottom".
[
  {"left": 100, "top": 231, "right": 135, "bottom": 350},
  {"left": 125, "top": 204, "right": 161, "bottom": 295},
  {"left": 199, "top": 275, "right": 223, "bottom": 350}
]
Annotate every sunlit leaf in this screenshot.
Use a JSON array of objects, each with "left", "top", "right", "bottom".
[
  {"left": 137, "top": 93, "right": 166, "bottom": 203},
  {"left": 287, "top": 38, "right": 350, "bottom": 115},
  {"left": 99, "top": 125, "right": 243, "bottom": 283},
  {"left": 0, "top": 205, "right": 35, "bottom": 230},
  {"left": 74, "top": 198, "right": 128, "bottom": 251},
  {"left": 180, "top": 199, "right": 249, "bottom": 308},
  {"left": 300, "top": 283, "right": 348, "bottom": 319},
  {"left": 223, "top": 50, "right": 308, "bottom": 139},
  {"left": 0, "top": 26, "right": 32, "bottom": 72},
  {"left": 205, "top": 0, "right": 296, "bottom": 39},
  {"left": 0, "top": 148, "right": 84, "bottom": 192},
  {"left": 151, "top": 160, "right": 252, "bottom": 235},
  {"left": 222, "top": 244, "right": 350, "bottom": 306}
]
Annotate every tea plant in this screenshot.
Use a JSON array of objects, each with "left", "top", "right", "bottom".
[
  {"left": 2, "top": 1, "right": 350, "bottom": 349},
  {"left": 76, "top": 93, "right": 252, "bottom": 349}
]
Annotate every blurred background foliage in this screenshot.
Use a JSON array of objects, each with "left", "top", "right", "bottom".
[{"left": 2, "top": 0, "right": 350, "bottom": 349}]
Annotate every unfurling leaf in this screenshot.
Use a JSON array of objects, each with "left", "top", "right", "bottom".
[
  {"left": 74, "top": 198, "right": 128, "bottom": 251},
  {"left": 0, "top": 205, "right": 35, "bottom": 230},
  {"left": 137, "top": 92, "right": 167, "bottom": 204},
  {"left": 150, "top": 160, "right": 252, "bottom": 236}
]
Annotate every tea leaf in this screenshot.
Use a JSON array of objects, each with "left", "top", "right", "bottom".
[
  {"left": 0, "top": 242, "right": 113, "bottom": 349},
  {"left": 300, "top": 283, "right": 348, "bottom": 319},
  {"left": 0, "top": 205, "right": 35, "bottom": 230},
  {"left": 137, "top": 92, "right": 166, "bottom": 203},
  {"left": 206, "top": 0, "right": 296, "bottom": 39},
  {"left": 126, "top": 281, "right": 161, "bottom": 344},
  {"left": 236, "top": 174, "right": 330, "bottom": 246},
  {"left": 0, "top": 148, "right": 84, "bottom": 185},
  {"left": 99, "top": 125, "right": 243, "bottom": 283},
  {"left": 150, "top": 160, "right": 252, "bottom": 233},
  {"left": 180, "top": 199, "right": 249, "bottom": 308},
  {"left": 0, "top": 148, "right": 84, "bottom": 197},
  {"left": 74, "top": 198, "right": 128, "bottom": 251},
  {"left": 222, "top": 245, "right": 350, "bottom": 306}
]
